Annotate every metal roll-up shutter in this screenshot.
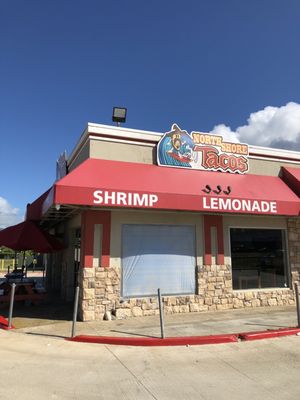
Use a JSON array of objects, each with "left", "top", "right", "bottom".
[{"left": 122, "top": 224, "right": 196, "bottom": 298}]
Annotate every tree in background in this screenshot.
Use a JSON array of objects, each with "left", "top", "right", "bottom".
[{"left": 0, "top": 247, "right": 37, "bottom": 271}]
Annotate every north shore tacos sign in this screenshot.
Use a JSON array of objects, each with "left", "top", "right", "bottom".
[{"left": 157, "top": 124, "right": 249, "bottom": 174}]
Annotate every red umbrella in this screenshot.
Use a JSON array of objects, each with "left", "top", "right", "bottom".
[{"left": 0, "top": 220, "right": 65, "bottom": 253}]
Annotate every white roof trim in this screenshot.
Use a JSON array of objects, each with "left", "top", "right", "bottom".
[
  {"left": 87, "top": 122, "right": 162, "bottom": 138},
  {"left": 249, "top": 144, "right": 300, "bottom": 160},
  {"left": 68, "top": 122, "right": 300, "bottom": 167}
]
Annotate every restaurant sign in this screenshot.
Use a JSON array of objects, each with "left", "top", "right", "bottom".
[{"left": 157, "top": 124, "right": 249, "bottom": 174}]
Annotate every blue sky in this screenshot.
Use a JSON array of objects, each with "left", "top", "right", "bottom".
[{"left": 1, "top": 0, "right": 300, "bottom": 227}]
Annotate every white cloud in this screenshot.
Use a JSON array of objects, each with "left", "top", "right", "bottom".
[
  {"left": 210, "top": 124, "right": 239, "bottom": 143},
  {"left": 0, "top": 197, "right": 22, "bottom": 229},
  {"left": 210, "top": 102, "right": 300, "bottom": 150}
]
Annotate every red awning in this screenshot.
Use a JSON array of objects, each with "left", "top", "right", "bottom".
[
  {"left": 281, "top": 167, "right": 300, "bottom": 198},
  {"left": 42, "top": 158, "right": 300, "bottom": 216},
  {"left": 26, "top": 188, "right": 51, "bottom": 221}
]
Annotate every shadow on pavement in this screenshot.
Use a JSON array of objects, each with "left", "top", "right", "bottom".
[
  {"left": 0, "top": 292, "right": 73, "bottom": 329},
  {"left": 25, "top": 332, "right": 67, "bottom": 339},
  {"left": 245, "top": 322, "right": 289, "bottom": 328},
  {"left": 110, "top": 329, "right": 159, "bottom": 339}
]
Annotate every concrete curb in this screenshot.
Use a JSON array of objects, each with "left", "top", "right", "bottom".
[
  {"left": 67, "top": 327, "right": 300, "bottom": 346},
  {"left": 239, "top": 327, "right": 300, "bottom": 341},
  {"left": 0, "top": 315, "right": 15, "bottom": 330},
  {"left": 68, "top": 333, "right": 238, "bottom": 346}
]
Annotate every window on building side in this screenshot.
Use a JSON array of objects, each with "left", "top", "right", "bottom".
[
  {"left": 122, "top": 224, "right": 196, "bottom": 298},
  {"left": 230, "top": 228, "right": 288, "bottom": 290}
]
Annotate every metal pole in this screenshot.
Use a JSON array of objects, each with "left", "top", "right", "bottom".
[
  {"left": 157, "top": 288, "right": 165, "bottom": 339},
  {"left": 8, "top": 283, "right": 16, "bottom": 329},
  {"left": 71, "top": 286, "right": 80, "bottom": 337},
  {"left": 295, "top": 282, "right": 300, "bottom": 328}
]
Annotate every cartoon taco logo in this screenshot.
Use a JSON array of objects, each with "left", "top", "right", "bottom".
[
  {"left": 157, "top": 124, "right": 249, "bottom": 173},
  {"left": 157, "top": 124, "right": 195, "bottom": 167}
]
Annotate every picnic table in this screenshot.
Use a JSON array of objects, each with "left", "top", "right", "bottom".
[{"left": 0, "top": 275, "right": 46, "bottom": 305}]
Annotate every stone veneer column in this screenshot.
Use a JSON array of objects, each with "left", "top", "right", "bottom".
[
  {"left": 79, "top": 266, "right": 96, "bottom": 321},
  {"left": 94, "top": 266, "right": 121, "bottom": 320},
  {"left": 197, "top": 264, "right": 233, "bottom": 311},
  {"left": 79, "top": 266, "right": 121, "bottom": 321},
  {"left": 78, "top": 210, "right": 111, "bottom": 321}
]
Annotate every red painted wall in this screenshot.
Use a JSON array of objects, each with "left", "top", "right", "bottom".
[
  {"left": 204, "top": 215, "right": 224, "bottom": 265},
  {"left": 81, "top": 210, "right": 111, "bottom": 268}
]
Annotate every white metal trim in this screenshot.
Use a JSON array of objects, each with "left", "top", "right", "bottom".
[
  {"left": 87, "top": 122, "right": 162, "bottom": 138},
  {"left": 248, "top": 155, "right": 300, "bottom": 164},
  {"left": 249, "top": 144, "right": 300, "bottom": 160}
]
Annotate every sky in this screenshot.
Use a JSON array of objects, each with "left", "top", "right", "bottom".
[{"left": 1, "top": 0, "right": 300, "bottom": 228}]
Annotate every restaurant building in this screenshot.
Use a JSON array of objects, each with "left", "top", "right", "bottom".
[{"left": 27, "top": 122, "right": 300, "bottom": 321}]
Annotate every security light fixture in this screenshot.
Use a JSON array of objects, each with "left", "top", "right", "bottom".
[{"left": 112, "top": 107, "right": 127, "bottom": 126}]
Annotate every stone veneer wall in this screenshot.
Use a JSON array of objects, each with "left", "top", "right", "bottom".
[
  {"left": 78, "top": 218, "right": 300, "bottom": 321},
  {"left": 79, "top": 265, "right": 298, "bottom": 321},
  {"left": 79, "top": 266, "right": 121, "bottom": 321}
]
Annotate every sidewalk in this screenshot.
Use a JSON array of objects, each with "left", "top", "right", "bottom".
[{"left": 11, "top": 305, "right": 299, "bottom": 342}]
